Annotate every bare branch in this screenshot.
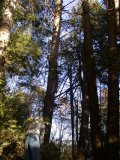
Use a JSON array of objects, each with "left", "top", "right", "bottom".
[{"left": 63, "top": 0, "right": 76, "bottom": 9}]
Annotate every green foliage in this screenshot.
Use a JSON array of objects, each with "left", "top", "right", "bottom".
[
  {"left": 0, "top": 101, "right": 5, "bottom": 118},
  {"left": 13, "top": 0, "right": 40, "bottom": 23},
  {"left": 7, "top": 29, "right": 40, "bottom": 58},
  {"left": 13, "top": 9, "right": 36, "bottom": 22},
  {"left": 0, "top": 119, "right": 25, "bottom": 159},
  {"left": 5, "top": 29, "right": 41, "bottom": 77},
  {"left": 0, "top": 91, "right": 30, "bottom": 159},
  {"left": 60, "top": 144, "right": 72, "bottom": 160},
  {"left": 4, "top": 92, "right": 29, "bottom": 125}
]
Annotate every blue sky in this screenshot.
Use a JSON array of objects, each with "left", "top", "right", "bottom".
[{"left": 63, "top": 0, "right": 78, "bottom": 9}]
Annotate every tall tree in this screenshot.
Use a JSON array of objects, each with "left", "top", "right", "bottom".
[
  {"left": 81, "top": 1, "right": 102, "bottom": 159},
  {"left": 106, "top": 0, "right": 119, "bottom": 159},
  {"left": 43, "top": 0, "right": 62, "bottom": 144},
  {"left": 77, "top": 57, "right": 89, "bottom": 160},
  {"left": 68, "top": 63, "right": 75, "bottom": 160}
]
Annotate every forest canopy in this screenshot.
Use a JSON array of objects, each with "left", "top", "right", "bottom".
[{"left": 0, "top": 0, "right": 119, "bottom": 160}]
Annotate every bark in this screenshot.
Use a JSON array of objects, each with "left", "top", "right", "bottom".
[
  {"left": 77, "top": 86, "right": 89, "bottom": 160},
  {"left": 43, "top": 0, "right": 62, "bottom": 144},
  {"left": 82, "top": 1, "right": 102, "bottom": 159},
  {"left": 114, "top": 0, "right": 120, "bottom": 37},
  {"left": 68, "top": 64, "right": 75, "bottom": 160},
  {"left": 106, "top": 0, "right": 119, "bottom": 159},
  {"left": 75, "top": 100, "right": 79, "bottom": 148},
  {"left": 77, "top": 56, "right": 89, "bottom": 160},
  {"left": 77, "top": 102, "right": 89, "bottom": 160},
  {"left": 0, "top": 0, "right": 16, "bottom": 100}
]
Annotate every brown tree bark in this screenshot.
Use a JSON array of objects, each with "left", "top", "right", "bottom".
[
  {"left": 81, "top": 1, "right": 102, "bottom": 159},
  {"left": 106, "top": 0, "right": 119, "bottom": 159},
  {"left": 43, "top": 0, "right": 62, "bottom": 144}
]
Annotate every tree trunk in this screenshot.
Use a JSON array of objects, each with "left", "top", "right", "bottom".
[
  {"left": 43, "top": 0, "right": 62, "bottom": 144},
  {"left": 82, "top": 1, "right": 102, "bottom": 159},
  {"left": 77, "top": 56, "right": 89, "bottom": 160},
  {"left": 75, "top": 99, "right": 79, "bottom": 147},
  {"left": 77, "top": 88, "right": 89, "bottom": 160},
  {"left": 68, "top": 64, "right": 75, "bottom": 160},
  {"left": 114, "top": 0, "right": 120, "bottom": 37},
  {"left": 106, "top": 0, "right": 119, "bottom": 159},
  {"left": 0, "top": 0, "right": 16, "bottom": 100}
]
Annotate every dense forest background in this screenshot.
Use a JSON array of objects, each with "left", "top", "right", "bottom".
[{"left": 0, "top": 0, "right": 119, "bottom": 160}]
